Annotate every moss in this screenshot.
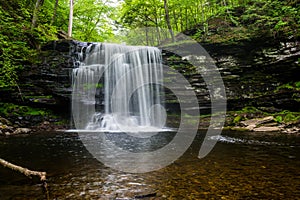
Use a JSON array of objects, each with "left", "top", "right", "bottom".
[
  {"left": 24, "top": 95, "right": 53, "bottom": 99},
  {"left": 278, "top": 111, "right": 300, "bottom": 123},
  {"left": 235, "top": 106, "right": 264, "bottom": 116},
  {"left": 276, "top": 81, "right": 300, "bottom": 92},
  {"left": 0, "top": 102, "right": 52, "bottom": 118},
  {"left": 233, "top": 115, "right": 242, "bottom": 124},
  {"left": 54, "top": 119, "right": 69, "bottom": 125},
  {"left": 83, "top": 83, "right": 103, "bottom": 90},
  {"left": 229, "top": 106, "right": 300, "bottom": 124},
  {"left": 274, "top": 116, "right": 283, "bottom": 123}
]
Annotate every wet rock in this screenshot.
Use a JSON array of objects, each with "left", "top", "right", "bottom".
[
  {"left": 253, "top": 126, "right": 281, "bottom": 132},
  {"left": 0, "top": 124, "right": 14, "bottom": 135},
  {"left": 282, "top": 127, "right": 300, "bottom": 134},
  {"left": 241, "top": 116, "right": 274, "bottom": 128},
  {"left": 0, "top": 116, "right": 33, "bottom": 136},
  {"left": 236, "top": 116, "right": 287, "bottom": 132},
  {"left": 281, "top": 120, "right": 300, "bottom": 134},
  {"left": 163, "top": 40, "right": 300, "bottom": 112},
  {"left": 12, "top": 128, "right": 31, "bottom": 135},
  {"left": 0, "top": 116, "right": 12, "bottom": 126}
]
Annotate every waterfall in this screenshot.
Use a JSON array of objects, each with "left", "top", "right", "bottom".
[{"left": 71, "top": 43, "right": 166, "bottom": 132}]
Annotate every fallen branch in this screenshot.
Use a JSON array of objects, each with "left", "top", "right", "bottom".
[
  {"left": 0, "top": 158, "right": 46, "bottom": 181},
  {"left": 0, "top": 158, "right": 49, "bottom": 199}
]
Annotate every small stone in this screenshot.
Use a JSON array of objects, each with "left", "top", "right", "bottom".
[
  {"left": 43, "top": 121, "right": 50, "bottom": 125},
  {"left": 1, "top": 124, "right": 8, "bottom": 129},
  {"left": 0, "top": 116, "right": 12, "bottom": 125}
]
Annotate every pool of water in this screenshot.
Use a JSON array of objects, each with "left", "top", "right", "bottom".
[{"left": 0, "top": 130, "right": 299, "bottom": 199}]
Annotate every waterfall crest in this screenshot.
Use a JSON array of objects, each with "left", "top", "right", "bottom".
[{"left": 72, "top": 43, "right": 166, "bottom": 132}]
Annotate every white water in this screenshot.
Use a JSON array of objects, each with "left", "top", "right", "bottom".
[{"left": 72, "top": 43, "right": 166, "bottom": 133}]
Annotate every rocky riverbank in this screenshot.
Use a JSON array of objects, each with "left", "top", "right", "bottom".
[
  {"left": 1, "top": 114, "right": 299, "bottom": 137},
  {"left": 0, "top": 115, "right": 68, "bottom": 136},
  {"left": 223, "top": 115, "right": 300, "bottom": 135}
]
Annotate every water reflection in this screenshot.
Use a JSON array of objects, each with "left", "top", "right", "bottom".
[{"left": 0, "top": 131, "right": 299, "bottom": 199}]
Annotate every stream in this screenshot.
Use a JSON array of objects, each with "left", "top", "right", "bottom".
[{"left": 0, "top": 130, "right": 299, "bottom": 199}]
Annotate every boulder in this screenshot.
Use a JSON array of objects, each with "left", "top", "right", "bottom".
[
  {"left": 238, "top": 116, "right": 284, "bottom": 132},
  {"left": 240, "top": 116, "right": 274, "bottom": 127}
]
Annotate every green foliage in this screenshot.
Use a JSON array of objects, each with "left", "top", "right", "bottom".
[
  {"left": 0, "top": 0, "right": 59, "bottom": 88},
  {"left": 233, "top": 106, "right": 300, "bottom": 124},
  {"left": 0, "top": 6, "right": 31, "bottom": 87},
  {"left": 239, "top": 106, "right": 261, "bottom": 114},
  {"left": 83, "top": 83, "right": 103, "bottom": 90},
  {"left": 233, "top": 115, "right": 242, "bottom": 124},
  {"left": 72, "top": 0, "right": 115, "bottom": 42},
  {"left": 274, "top": 115, "right": 282, "bottom": 123},
  {"left": 119, "top": 0, "right": 299, "bottom": 44},
  {"left": 240, "top": 0, "right": 299, "bottom": 39},
  {"left": 1, "top": 0, "right": 299, "bottom": 88},
  {"left": 0, "top": 103, "right": 50, "bottom": 118},
  {"left": 276, "top": 81, "right": 300, "bottom": 91},
  {"left": 275, "top": 111, "right": 300, "bottom": 123}
]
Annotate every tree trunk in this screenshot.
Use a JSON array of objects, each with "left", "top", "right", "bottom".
[
  {"left": 51, "top": 0, "right": 59, "bottom": 25},
  {"left": 163, "top": 0, "right": 175, "bottom": 42},
  {"left": 68, "top": 0, "right": 74, "bottom": 38},
  {"left": 172, "top": 9, "right": 179, "bottom": 31},
  {"left": 31, "top": 0, "right": 44, "bottom": 29},
  {"left": 153, "top": 6, "right": 161, "bottom": 45}
]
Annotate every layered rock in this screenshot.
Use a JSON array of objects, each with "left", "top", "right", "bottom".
[
  {"left": 0, "top": 39, "right": 299, "bottom": 119},
  {"left": 163, "top": 39, "right": 300, "bottom": 113}
]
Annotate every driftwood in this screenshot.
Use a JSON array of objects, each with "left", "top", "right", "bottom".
[
  {"left": 0, "top": 158, "right": 46, "bottom": 181},
  {"left": 0, "top": 158, "right": 49, "bottom": 199}
]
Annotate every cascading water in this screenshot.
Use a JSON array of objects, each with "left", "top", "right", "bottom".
[{"left": 71, "top": 43, "right": 166, "bottom": 133}]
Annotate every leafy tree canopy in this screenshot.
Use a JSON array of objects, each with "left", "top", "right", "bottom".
[
  {"left": 118, "top": 0, "right": 300, "bottom": 45},
  {"left": 0, "top": 0, "right": 299, "bottom": 87},
  {"left": 0, "top": 0, "right": 116, "bottom": 88}
]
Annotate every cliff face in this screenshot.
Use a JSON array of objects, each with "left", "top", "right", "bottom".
[
  {"left": 207, "top": 40, "right": 299, "bottom": 111},
  {"left": 163, "top": 40, "right": 300, "bottom": 113},
  {"left": 0, "top": 39, "right": 299, "bottom": 118},
  {"left": 0, "top": 40, "right": 84, "bottom": 113}
]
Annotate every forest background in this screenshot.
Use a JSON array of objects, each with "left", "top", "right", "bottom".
[{"left": 0, "top": 0, "right": 299, "bottom": 88}]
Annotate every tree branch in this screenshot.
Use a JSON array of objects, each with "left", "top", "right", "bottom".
[{"left": 0, "top": 158, "right": 46, "bottom": 181}]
